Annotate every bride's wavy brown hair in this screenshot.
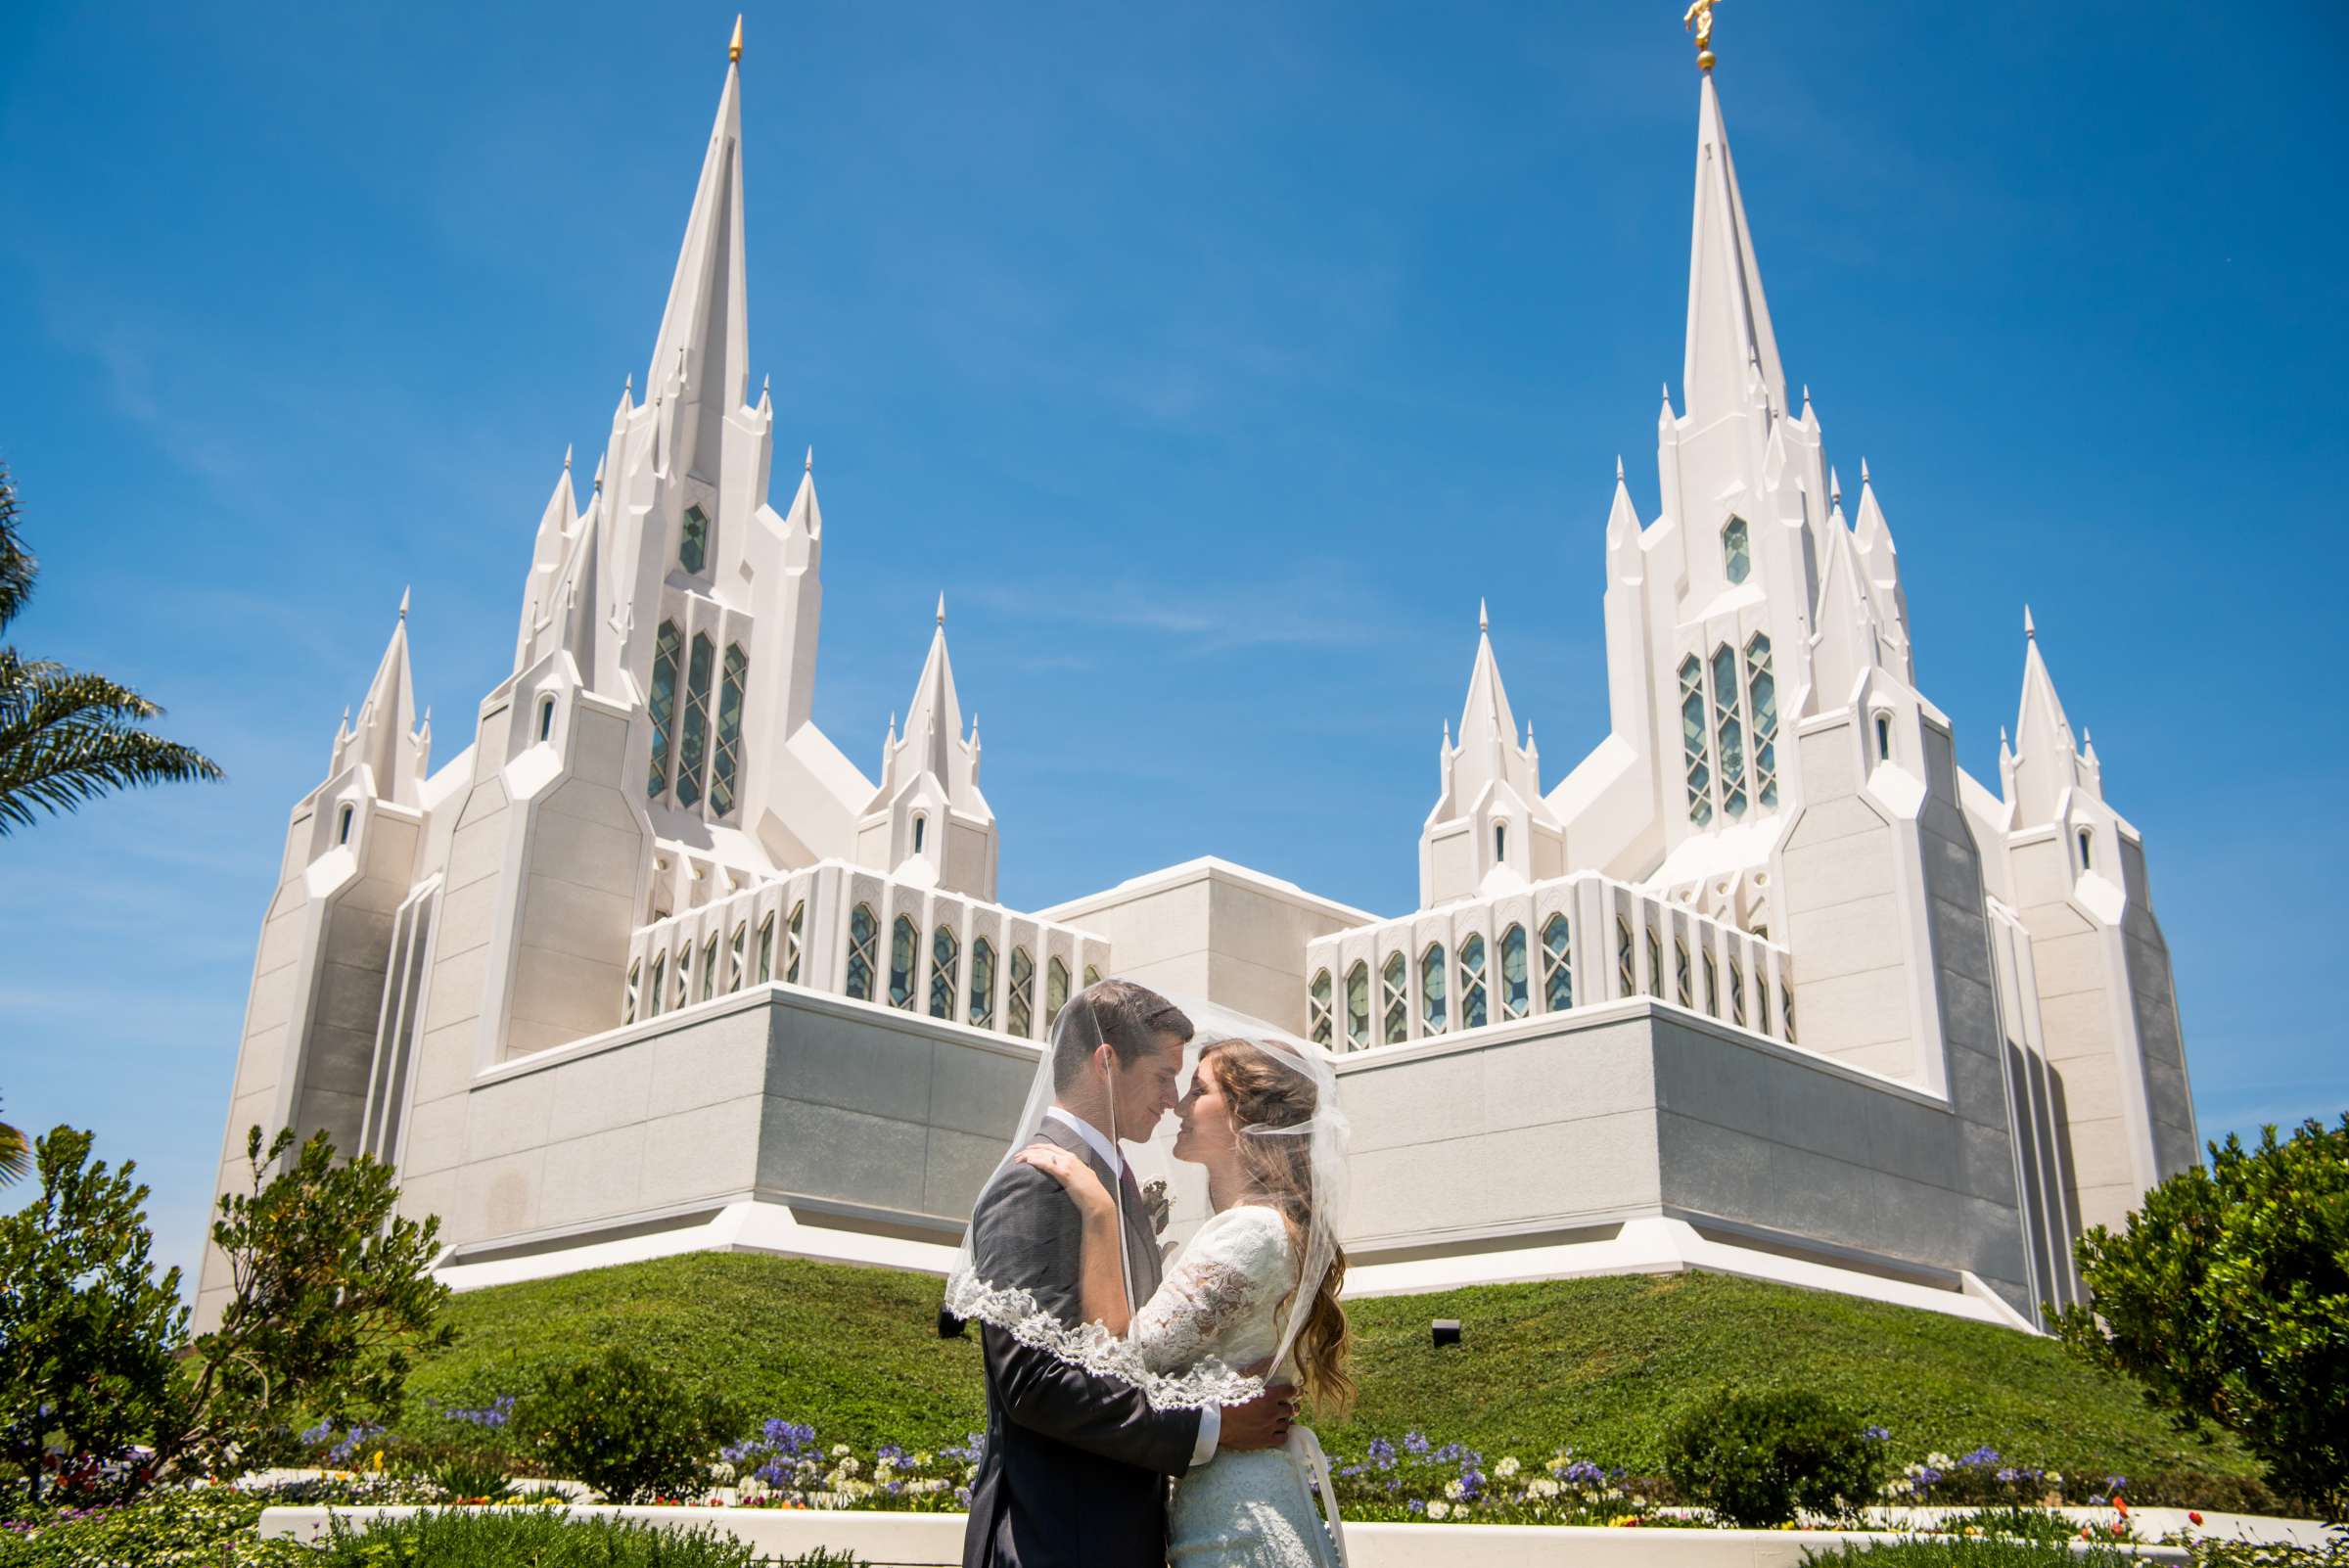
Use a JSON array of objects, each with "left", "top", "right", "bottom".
[{"left": 1201, "top": 1039, "right": 1355, "bottom": 1418}]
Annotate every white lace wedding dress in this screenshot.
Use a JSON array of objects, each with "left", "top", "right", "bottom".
[{"left": 1131, "top": 1203, "right": 1345, "bottom": 1568}]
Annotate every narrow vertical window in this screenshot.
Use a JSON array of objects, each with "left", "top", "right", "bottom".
[
  {"left": 1703, "top": 950, "right": 1720, "bottom": 1017},
  {"left": 1540, "top": 914, "right": 1573, "bottom": 1012},
  {"left": 1457, "top": 933, "right": 1489, "bottom": 1031},
  {"left": 1308, "top": 969, "right": 1334, "bottom": 1045},
  {"left": 624, "top": 960, "right": 641, "bottom": 1025},
  {"left": 337, "top": 804, "right": 354, "bottom": 845},
  {"left": 1616, "top": 917, "right": 1635, "bottom": 996},
  {"left": 1499, "top": 924, "right": 1530, "bottom": 1020},
  {"left": 701, "top": 935, "right": 718, "bottom": 1001},
  {"left": 1345, "top": 961, "right": 1371, "bottom": 1050},
  {"left": 1758, "top": 976, "right": 1773, "bottom": 1038},
  {"left": 1729, "top": 957, "right": 1748, "bottom": 1026},
  {"left": 783, "top": 901, "right": 804, "bottom": 984},
  {"left": 1744, "top": 633, "right": 1778, "bottom": 810},
  {"left": 674, "top": 945, "right": 692, "bottom": 1009},
  {"left": 1675, "top": 940, "right": 1692, "bottom": 1007},
  {"left": 1712, "top": 644, "right": 1748, "bottom": 819},
  {"left": 757, "top": 912, "right": 776, "bottom": 985},
  {"left": 1008, "top": 947, "right": 1036, "bottom": 1037},
  {"left": 711, "top": 645, "right": 747, "bottom": 817},
  {"left": 728, "top": 922, "right": 747, "bottom": 992},
  {"left": 679, "top": 504, "right": 710, "bottom": 575},
  {"left": 676, "top": 633, "right": 714, "bottom": 807},
  {"left": 1083, "top": 964, "right": 1102, "bottom": 990},
  {"left": 889, "top": 915, "right": 919, "bottom": 1009},
  {"left": 930, "top": 926, "right": 961, "bottom": 1019},
  {"left": 647, "top": 952, "right": 666, "bottom": 1018},
  {"left": 913, "top": 814, "right": 927, "bottom": 854},
  {"left": 1781, "top": 983, "right": 1797, "bottom": 1042},
  {"left": 1494, "top": 823, "right": 1508, "bottom": 862},
  {"left": 846, "top": 904, "right": 878, "bottom": 1001},
  {"left": 969, "top": 937, "right": 997, "bottom": 1029},
  {"left": 1874, "top": 713, "right": 1893, "bottom": 761},
  {"left": 1680, "top": 655, "right": 1713, "bottom": 827},
  {"left": 536, "top": 696, "right": 555, "bottom": 743},
  {"left": 1420, "top": 945, "right": 1449, "bottom": 1036},
  {"left": 1045, "top": 958, "right": 1072, "bottom": 1032},
  {"left": 1722, "top": 515, "right": 1751, "bottom": 584},
  {"left": 1381, "top": 952, "right": 1409, "bottom": 1044},
  {"left": 2077, "top": 829, "right": 2094, "bottom": 870},
  {"left": 1645, "top": 925, "right": 1664, "bottom": 999},
  {"left": 648, "top": 621, "right": 682, "bottom": 799}
]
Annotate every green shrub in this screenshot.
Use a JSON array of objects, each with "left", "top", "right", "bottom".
[
  {"left": 419, "top": 1453, "right": 516, "bottom": 1503},
  {"left": 2182, "top": 1528, "right": 2349, "bottom": 1568},
  {"left": 1665, "top": 1389, "right": 1883, "bottom": 1527},
  {"left": 313, "top": 1510, "right": 861, "bottom": 1566},
  {"left": 2050, "top": 1115, "right": 2349, "bottom": 1516},
  {"left": 0, "top": 1487, "right": 313, "bottom": 1568},
  {"left": 525, "top": 1350, "right": 742, "bottom": 1504},
  {"left": 1802, "top": 1541, "right": 2141, "bottom": 1568}
]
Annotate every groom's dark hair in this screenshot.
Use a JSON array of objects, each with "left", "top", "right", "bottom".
[{"left": 1051, "top": 979, "right": 1193, "bottom": 1090}]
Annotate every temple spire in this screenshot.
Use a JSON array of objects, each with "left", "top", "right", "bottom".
[
  {"left": 1681, "top": 69, "right": 1786, "bottom": 428},
  {"left": 349, "top": 594, "right": 423, "bottom": 806},
  {"left": 645, "top": 27, "right": 751, "bottom": 466}
]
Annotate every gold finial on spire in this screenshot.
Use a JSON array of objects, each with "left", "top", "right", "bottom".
[
  {"left": 728, "top": 14, "right": 743, "bottom": 63},
  {"left": 1683, "top": 0, "right": 1721, "bottom": 71}
]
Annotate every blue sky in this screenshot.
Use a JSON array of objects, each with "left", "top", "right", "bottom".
[{"left": 3, "top": 2, "right": 2343, "bottom": 1294}]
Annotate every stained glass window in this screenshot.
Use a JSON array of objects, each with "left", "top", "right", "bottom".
[
  {"left": 1703, "top": 950, "right": 1720, "bottom": 1017},
  {"left": 648, "top": 622, "right": 681, "bottom": 799},
  {"left": 1616, "top": 917, "right": 1635, "bottom": 996},
  {"left": 1675, "top": 940, "right": 1692, "bottom": 1008},
  {"left": 930, "top": 927, "right": 960, "bottom": 1019},
  {"left": 758, "top": 912, "right": 775, "bottom": 985},
  {"left": 647, "top": 952, "right": 665, "bottom": 1018},
  {"left": 1008, "top": 947, "right": 1036, "bottom": 1037},
  {"left": 1645, "top": 925, "right": 1664, "bottom": 998},
  {"left": 1781, "top": 983, "right": 1797, "bottom": 1042},
  {"left": 1458, "top": 933, "right": 1489, "bottom": 1031},
  {"left": 728, "top": 922, "right": 747, "bottom": 992},
  {"left": 846, "top": 904, "right": 877, "bottom": 1001},
  {"left": 1723, "top": 515, "right": 1751, "bottom": 584},
  {"left": 624, "top": 960, "right": 640, "bottom": 1025},
  {"left": 970, "top": 938, "right": 997, "bottom": 1030},
  {"left": 783, "top": 901, "right": 803, "bottom": 984},
  {"left": 1046, "top": 958, "right": 1071, "bottom": 1033},
  {"left": 1499, "top": 924, "right": 1530, "bottom": 1020},
  {"left": 1381, "top": 952, "right": 1408, "bottom": 1044},
  {"left": 680, "top": 504, "right": 710, "bottom": 575},
  {"left": 1345, "top": 961, "right": 1371, "bottom": 1049},
  {"left": 674, "top": 946, "right": 692, "bottom": 1009},
  {"left": 1728, "top": 957, "right": 1747, "bottom": 1026},
  {"left": 677, "top": 633, "right": 714, "bottom": 808},
  {"left": 1541, "top": 913, "right": 1573, "bottom": 1012},
  {"left": 889, "top": 915, "right": 919, "bottom": 1009},
  {"left": 1680, "top": 655, "right": 1713, "bottom": 826},
  {"left": 1083, "top": 964, "right": 1102, "bottom": 990},
  {"left": 1308, "top": 969, "right": 1334, "bottom": 1045},
  {"left": 1758, "top": 977, "right": 1773, "bottom": 1038},
  {"left": 1712, "top": 643, "right": 1748, "bottom": 819},
  {"left": 1420, "top": 945, "right": 1448, "bottom": 1035},
  {"left": 711, "top": 645, "right": 747, "bottom": 817},
  {"left": 702, "top": 935, "right": 718, "bottom": 1001},
  {"left": 1744, "top": 633, "right": 1777, "bottom": 810}
]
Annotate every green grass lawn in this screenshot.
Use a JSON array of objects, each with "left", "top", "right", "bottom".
[{"left": 403, "top": 1254, "right": 2261, "bottom": 1494}]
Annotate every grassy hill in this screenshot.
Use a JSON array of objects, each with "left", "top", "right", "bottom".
[{"left": 404, "top": 1253, "right": 2261, "bottom": 1493}]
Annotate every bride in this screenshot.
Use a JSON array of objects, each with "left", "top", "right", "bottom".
[{"left": 1014, "top": 1035, "right": 1353, "bottom": 1568}]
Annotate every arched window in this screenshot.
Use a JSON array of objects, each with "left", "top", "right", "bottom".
[
  {"left": 1082, "top": 964, "right": 1102, "bottom": 990},
  {"left": 912, "top": 813, "right": 927, "bottom": 854},
  {"left": 1702, "top": 950, "right": 1720, "bottom": 1017},
  {"left": 1728, "top": 957, "right": 1747, "bottom": 1026},
  {"left": 1458, "top": 933, "right": 1489, "bottom": 1031},
  {"left": 1616, "top": 917, "right": 1635, "bottom": 996},
  {"left": 701, "top": 934, "right": 718, "bottom": 1001},
  {"left": 1380, "top": 952, "right": 1409, "bottom": 1044},
  {"left": 930, "top": 926, "right": 961, "bottom": 1019},
  {"left": 1420, "top": 945, "right": 1449, "bottom": 1036},
  {"left": 783, "top": 900, "right": 804, "bottom": 985},
  {"left": 679, "top": 503, "right": 710, "bottom": 575},
  {"left": 1781, "top": 983, "right": 1798, "bottom": 1042},
  {"left": 623, "top": 960, "right": 641, "bottom": 1025},
  {"left": 1675, "top": 939, "right": 1692, "bottom": 1008},
  {"left": 1493, "top": 822, "right": 1508, "bottom": 862},
  {"left": 1308, "top": 969, "right": 1334, "bottom": 1045},
  {"left": 674, "top": 945, "right": 692, "bottom": 1009},
  {"left": 1679, "top": 655, "right": 1713, "bottom": 826},
  {"left": 889, "top": 915, "right": 919, "bottom": 1009},
  {"left": 1045, "top": 958, "right": 1072, "bottom": 1032},
  {"left": 1744, "top": 633, "right": 1778, "bottom": 809},
  {"left": 1645, "top": 925, "right": 1664, "bottom": 999},
  {"left": 846, "top": 903, "right": 878, "bottom": 1001},
  {"left": 1722, "top": 515, "right": 1751, "bottom": 585},
  {"left": 969, "top": 937, "right": 997, "bottom": 1030},
  {"left": 337, "top": 804, "right": 354, "bottom": 845},
  {"left": 536, "top": 695, "right": 556, "bottom": 743},
  {"left": 1345, "top": 961, "right": 1371, "bottom": 1050},
  {"left": 757, "top": 912, "right": 776, "bottom": 985},
  {"left": 711, "top": 645, "right": 747, "bottom": 817},
  {"left": 2077, "top": 828, "right": 2094, "bottom": 871},
  {"left": 1008, "top": 947, "right": 1036, "bottom": 1037},
  {"left": 1540, "top": 914, "right": 1572, "bottom": 1012},
  {"left": 1873, "top": 712, "right": 1893, "bottom": 762},
  {"left": 676, "top": 633, "right": 715, "bottom": 808},
  {"left": 648, "top": 621, "right": 681, "bottom": 799},
  {"left": 1499, "top": 925, "right": 1530, "bottom": 1020},
  {"left": 646, "top": 952, "right": 665, "bottom": 1018},
  {"left": 1712, "top": 643, "right": 1749, "bottom": 819},
  {"left": 1757, "top": 976, "right": 1773, "bottom": 1038},
  {"left": 728, "top": 922, "right": 747, "bottom": 992}
]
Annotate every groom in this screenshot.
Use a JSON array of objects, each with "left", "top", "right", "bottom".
[{"left": 962, "top": 980, "right": 1298, "bottom": 1568}]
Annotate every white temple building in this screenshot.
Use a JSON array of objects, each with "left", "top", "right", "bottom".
[{"left": 198, "top": 33, "right": 2197, "bottom": 1335}]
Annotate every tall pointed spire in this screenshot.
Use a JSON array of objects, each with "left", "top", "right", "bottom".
[
  {"left": 645, "top": 23, "right": 752, "bottom": 473},
  {"left": 2010, "top": 608, "right": 2089, "bottom": 825},
  {"left": 1681, "top": 71, "right": 1786, "bottom": 428},
  {"left": 349, "top": 594, "right": 422, "bottom": 807}
]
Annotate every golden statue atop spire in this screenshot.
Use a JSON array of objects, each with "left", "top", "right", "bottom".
[
  {"left": 1683, "top": 0, "right": 1721, "bottom": 71},
  {"left": 728, "top": 14, "right": 744, "bottom": 64}
]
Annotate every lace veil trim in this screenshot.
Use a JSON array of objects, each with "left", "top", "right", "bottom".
[{"left": 943, "top": 1264, "right": 1268, "bottom": 1412}]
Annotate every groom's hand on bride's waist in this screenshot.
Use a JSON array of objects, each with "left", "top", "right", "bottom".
[{"left": 1217, "top": 1382, "right": 1300, "bottom": 1453}]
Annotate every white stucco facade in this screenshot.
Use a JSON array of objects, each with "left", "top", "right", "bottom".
[{"left": 198, "top": 47, "right": 2196, "bottom": 1334}]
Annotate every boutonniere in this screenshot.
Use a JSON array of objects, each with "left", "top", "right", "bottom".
[{"left": 1141, "top": 1177, "right": 1172, "bottom": 1236}]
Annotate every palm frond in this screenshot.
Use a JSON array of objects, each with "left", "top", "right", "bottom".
[
  {"left": 0, "top": 463, "right": 35, "bottom": 634},
  {"left": 0, "top": 662, "right": 224, "bottom": 834},
  {"left": 0, "top": 1096, "right": 28, "bottom": 1186}
]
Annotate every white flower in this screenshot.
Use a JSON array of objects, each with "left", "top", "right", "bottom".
[
  {"left": 838, "top": 1457, "right": 862, "bottom": 1478},
  {"left": 1427, "top": 1500, "right": 1451, "bottom": 1521},
  {"left": 1528, "top": 1478, "right": 1561, "bottom": 1499},
  {"left": 1496, "top": 1456, "right": 1521, "bottom": 1478},
  {"left": 831, "top": 1444, "right": 852, "bottom": 1458},
  {"left": 1444, "top": 1478, "right": 1467, "bottom": 1500}
]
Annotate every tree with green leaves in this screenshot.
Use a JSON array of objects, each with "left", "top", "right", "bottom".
[
  {"left": 0, "top": 1126, "right": 189, "bottom": 1502},
  {"left": 0, "top": 460, "right": 222, "bottom": 834},
  {"left": 2049, "top": 1114, "right": 2349, "bottom": 1516}
]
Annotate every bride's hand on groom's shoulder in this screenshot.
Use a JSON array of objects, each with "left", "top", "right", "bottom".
[{"left": 1014, "top": 1145, "right": 1114, "bottom": 1220}]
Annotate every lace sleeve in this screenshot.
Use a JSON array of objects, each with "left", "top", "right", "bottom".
[{"left": 1128, "top": 1206, "right": 1292, "bottom": 1374}]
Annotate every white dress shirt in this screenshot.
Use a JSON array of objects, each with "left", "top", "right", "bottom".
[{"left": 1041, "top": 1105, "right": 1221, "bottom": 1470}]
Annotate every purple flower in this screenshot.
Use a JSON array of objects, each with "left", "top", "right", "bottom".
[
  {"left": 1367, "top": 1437, "right": 1396, "bottom": 1468},
  {"left": 1960, "top": 1447, "right": 2001, "bottom": 1468},
  {"left": 1404, "top": 1431, "right": 1430, "bottom": 1455},
  {"left": 1407, "top": 1499, "right": 1426, "bottom": 1515},
  {"left": 955, "top": 1485, "right": 973, "bottom": 1508},
  {"left": 1864, "top": 1425, "right": 1891, "bottom": 1443}
]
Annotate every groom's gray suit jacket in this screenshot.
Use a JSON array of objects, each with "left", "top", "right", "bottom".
[{"left": 961, "top": 1117, "right": 1201, "bottom": 1568}]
